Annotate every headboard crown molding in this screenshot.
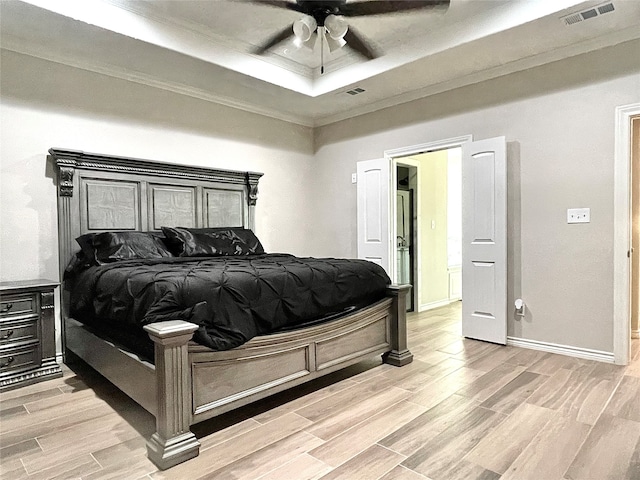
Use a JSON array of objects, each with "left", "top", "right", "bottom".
[{"left": 49, "top": 148, "right": 263, "bottom": 197}]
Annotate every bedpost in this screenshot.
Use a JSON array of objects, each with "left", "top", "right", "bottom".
[
  {"left": 383, "top": 284, "right": 414, "bottom": 367},
  {"left": 144, "top": 321, "right": 200, "bottom": 470}
]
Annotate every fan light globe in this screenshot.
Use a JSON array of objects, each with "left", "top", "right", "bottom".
[
  {"left": 324, "top": 14, "right": 348, "bottom": 39},
  {"left": 293, "top": 16, "right": 317, "bottom": 42},
  {"left": 326, "top": 34, "right": 346, "bottom": 52}
]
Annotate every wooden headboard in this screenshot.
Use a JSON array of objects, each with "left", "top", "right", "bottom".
[{"left": 50, "top": 148, "right": 263, "bottom": 283}]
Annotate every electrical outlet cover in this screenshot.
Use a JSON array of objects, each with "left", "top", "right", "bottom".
[{"left": 567, "top": 207, "right": 590, "bottom": 224}]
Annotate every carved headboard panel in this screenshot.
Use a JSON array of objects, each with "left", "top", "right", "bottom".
[{"left": 50, "top": 148, "right": 263, "bottom": 282}]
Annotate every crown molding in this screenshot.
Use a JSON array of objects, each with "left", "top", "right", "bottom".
[
  {"left": 17, "top": 0, "right": 316, "bottom": 96},
  {"left": 4, "top": 5, "right": 638, "bottom": 130},
  {"left": 313, "top": 26, "right": 640, "bottom": 127},
  {"left": 1, "top": 41, "right": 315, "bottom": 128}
]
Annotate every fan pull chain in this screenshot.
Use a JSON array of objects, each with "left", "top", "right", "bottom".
[{"left": 320, "top": 26, "right": 325, "bottom": 75}]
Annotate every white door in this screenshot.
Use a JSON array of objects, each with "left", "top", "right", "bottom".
[
  {"left": 461, "top": 137, "right": 507, "bottom": 344},
  {"left": 357, "top": 158, "right": 390, "bottom": 276}
]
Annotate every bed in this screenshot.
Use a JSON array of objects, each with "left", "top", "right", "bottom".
[{"left": 51, "top": 148, "right": 412, "bottom": 470}]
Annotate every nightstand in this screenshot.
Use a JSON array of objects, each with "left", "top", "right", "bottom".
[{"left": 0, "top": 279, "right": 63, "bottom": 391}]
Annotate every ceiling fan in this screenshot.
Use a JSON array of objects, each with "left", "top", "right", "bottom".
[{"left": 249, "top": 1, "right": 450, "bottom": 71}]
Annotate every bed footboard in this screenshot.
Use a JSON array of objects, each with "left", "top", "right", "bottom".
[
  {"left": 144, "top": 321, "right": 200, "bottom": 470},
  {"left": 69, "top": 286, "right": 412, "bottom": 471},
  {"left": 142, "top": 285, "right": 412, "bottom": 470}
]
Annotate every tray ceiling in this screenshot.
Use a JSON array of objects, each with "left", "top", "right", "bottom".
[{"left": 1, "top": 0, "right": 639, "bottom": 126}]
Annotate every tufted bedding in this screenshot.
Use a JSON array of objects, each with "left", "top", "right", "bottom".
[{"left": 67, "top": 254, "right": 391, "bottom": 360}]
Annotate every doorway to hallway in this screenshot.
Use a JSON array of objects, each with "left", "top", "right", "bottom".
[{"left": 393, "top": 147, "right": 462, "bottom": 314}]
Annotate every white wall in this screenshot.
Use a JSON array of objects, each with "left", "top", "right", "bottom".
[
  {"left": 0, "top": 50, "right": 315, "bottom": 353},
  {"left": 312, "top": 39, "right": 640, "bottom": 354}
]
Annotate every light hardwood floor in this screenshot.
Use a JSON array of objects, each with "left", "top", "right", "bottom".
[{"left": 2, "top": 303, "right": 640, "bottom": 480}]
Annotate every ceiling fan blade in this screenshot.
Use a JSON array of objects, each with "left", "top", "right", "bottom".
[
  {"left": 252, "top": 24, "right": 295, "bottom": 54},
  {"left": 246, "top": 0, "right": 304, "bottom": 13},
  {"left": 343, "top": 27, "right": 378, "bottom": 60},
  {"left": 340, "top": 0, "right": 449, "bottom": 17}
]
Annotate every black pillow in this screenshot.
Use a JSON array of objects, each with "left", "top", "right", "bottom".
[
  {"left": 63, "top": 250, "right": 95, "bottom": 278},
  {"left": 82, "top": 231, "right": 173, "bottom": 264},
  {"left": 161, "top": 227, "right": 265, "bottom": 257},
  {"left": 75, "top": 233, "right": 97, "bottom": 263}
]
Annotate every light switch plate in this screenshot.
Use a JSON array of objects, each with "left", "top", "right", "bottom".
[
  {"left": 351, "top": 173, "right": 357, "bottom": 184},
  {"left": 567, "top": 207, "right": 590, "bottom": 224}
]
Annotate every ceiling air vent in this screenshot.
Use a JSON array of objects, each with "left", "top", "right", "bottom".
[
  {"left": 564, "top": 13, "right": 583, "bottom": 25},
  {"left": 562, "top": 2, "right": 614, "bottom": 25},
  {"left": 598, "top": 3, "right": 615, "bottom": 14},
  {"left": 345, "top": 87, "right": 366, "bottom": 96}
]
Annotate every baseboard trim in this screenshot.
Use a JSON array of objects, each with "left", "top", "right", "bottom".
[
  {"left": 506, "top": 336, "right": 615, "bottom": 364},
  {"left": 419, "top": 299, "right": 457, "bottom": 312}
]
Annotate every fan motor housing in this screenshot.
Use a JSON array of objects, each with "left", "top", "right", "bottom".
[{"left": 298, "top": 1, "right": 344, "bottom": 25}]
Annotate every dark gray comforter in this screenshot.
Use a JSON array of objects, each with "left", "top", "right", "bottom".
[{"left": 68, "top": 254, "right": 390, "bottom": 355}]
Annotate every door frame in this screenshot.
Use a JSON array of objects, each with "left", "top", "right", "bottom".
[
  {"left": 614, "top": 103, "right": 640, "bottom": 365},
  {"left": 385, "top": 135, "right": 473, "bottom": 309}
]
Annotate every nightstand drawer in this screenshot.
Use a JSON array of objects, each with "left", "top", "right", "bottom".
[
  {"left": 0, "top": 293, "right": 36, "bottom": 318},
  {"left": 0, "top": 280, "right": 61, "bottom": 390},
  {"left": 0, "top": 346, "right": 40, "bottom": 375},
  {"left": 0, "top": 320, "right": 38, "bottom": 346}
]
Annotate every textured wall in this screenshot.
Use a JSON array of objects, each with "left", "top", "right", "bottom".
[
  {"left": 312, "top": 39, "right": 640, "bottom": 353},
  {"left": 0, "top": 50, "right": 315, "bottom": 281},
  {"left": 2, "top": 39, "right": 639, "bottom": 357},
  {"left": 0, "top": 51, "right": 314, "bottom": 352}
]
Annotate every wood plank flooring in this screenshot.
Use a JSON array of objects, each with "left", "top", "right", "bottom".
[{"left": 2, "top": 302, "right": 639, "bottom": 480}]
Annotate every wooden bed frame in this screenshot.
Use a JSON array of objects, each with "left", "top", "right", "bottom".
[{"left": 51, "top": 148, "right": 412, "bottom": 470}]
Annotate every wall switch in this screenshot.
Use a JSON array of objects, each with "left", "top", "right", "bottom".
[
  {"left": 567, "top": 207, "right": 590, "bottom": 224},
  {"left": 351, "top": 173, "right": 357, "bottom": 184}
]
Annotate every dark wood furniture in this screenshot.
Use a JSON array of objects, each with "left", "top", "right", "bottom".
[
  {"left": 51, "top": 148, "right": 412, "bottom": 470},
  {"left": 0, "top": 279, "right": 62, "bottom": 391}
]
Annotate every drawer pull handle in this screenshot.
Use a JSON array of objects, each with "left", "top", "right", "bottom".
[
  {"left": 0, "top": 356, "right": 15, "bottom": 368},
  {"left": 0, "top": 330, "right": 14, "bottom": 340},
  {"left": 0, "top": 303, "right": 13, "bottom": 314}
]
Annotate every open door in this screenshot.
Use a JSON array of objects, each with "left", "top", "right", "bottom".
[
  {"left": 462, "top": 137, "right": 507, "bottom": 344},
  {"left": 357, "top": 158, "right": 391, "bottom": 276}
]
